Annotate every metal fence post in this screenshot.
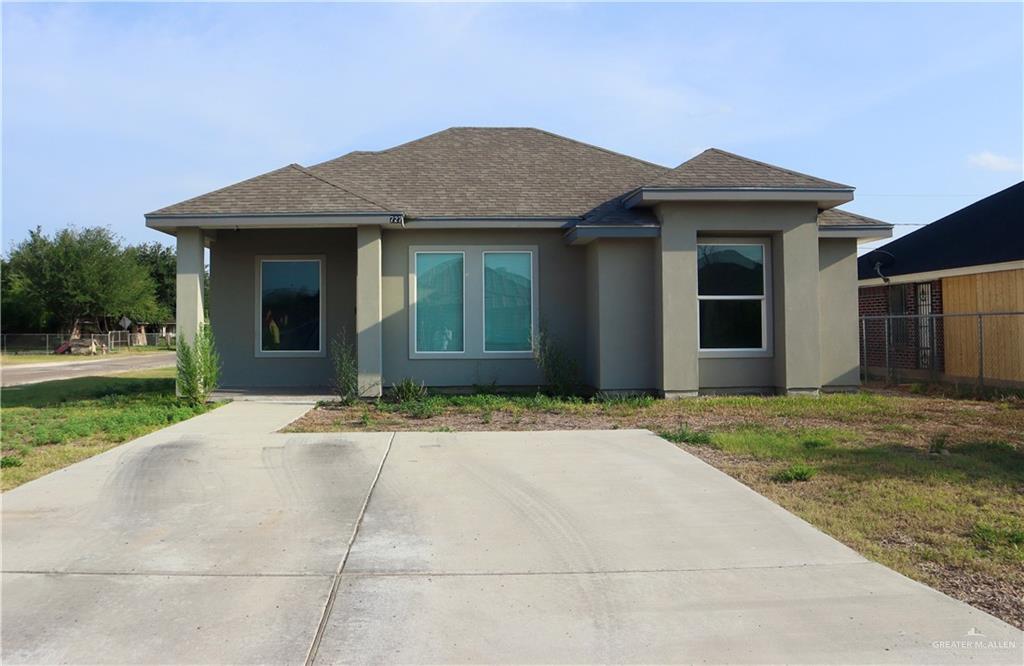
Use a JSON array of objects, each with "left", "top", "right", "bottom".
[
  {"left": 977, "top": 314, "right": 985, "bottom": 390},
  {"left": 860, "top": 318, "right": 867, "bottom": 382},
  {"left": 883, "top": 318, "right": 891, "bottom": 385}
]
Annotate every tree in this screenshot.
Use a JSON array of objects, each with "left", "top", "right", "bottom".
[
  {"left": 5, "top": 226, "right": 160, "bottom": 335},
  {"left": 130, "top": 242, "right": 176, "bottom": 321}
]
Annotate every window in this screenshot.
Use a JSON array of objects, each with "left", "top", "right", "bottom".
[
  {"left": 410, "top": 246, "right": 537, "bottom": 358},
  {"left": 697, "top": 243, "right": 768, "bottom": 352},
  {"left": 414, "top": 252, "right": 465, "bottom": 353},
  {"left": 484, "top": 252, "right": 533, "bottom": 352},
  {"left": 258, "top": 258, "right": 323, "bottom": 354},
  {"left": 888, "top": 284, "right": 909, "bottom": 347}
]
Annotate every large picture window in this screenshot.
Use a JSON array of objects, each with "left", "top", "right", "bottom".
[
  {"left": 414, "top": 252, "right": 465, "bottom": 353},
  {"left": 484, "top": 252, "right": 533, "bottom": 352},
  {"left": 697, "top": 243, "right": 768, "bottom": 352},
  {"left": 258, "top": 258, "right": 323, "bottom": 353}
]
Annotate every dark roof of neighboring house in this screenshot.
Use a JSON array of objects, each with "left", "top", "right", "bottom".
[
  {"left": 857, "top": 181, "right": 1024, "bottom": 280},
  {"left": 648, "top": 148, "right": 851, "bottom": 190},
  {"left": 146, "top": 127, "right": 874, "bottom": 225}
]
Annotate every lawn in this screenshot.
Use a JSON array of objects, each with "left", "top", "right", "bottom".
[
  {"left": 1, "top": 346, "right": 174, "bottom": 365},
  {"left": 288, "top": 389, "right": 1024, "bottom": 629},
  {"left": 1, "top": 367, "right": 215, "bottom": 491}
]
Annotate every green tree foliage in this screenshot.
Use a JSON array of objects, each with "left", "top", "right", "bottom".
[
  {"left": 129, "top": 243, "right": 176, "bottom": 322},
  {"left": 4, "top": 226, "right": 160, "bottom": 334}
]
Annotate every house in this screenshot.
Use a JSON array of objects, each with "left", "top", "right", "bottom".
[
  {"left": 858, "top": 181, "right": 1024, "bottom": 385},
  {"left": 146, "top": 127, "right": 892, "bottom": 396}
]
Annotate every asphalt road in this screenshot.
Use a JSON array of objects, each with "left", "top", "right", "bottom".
[
  {"left": 2, "top": 404, "right": 1020, "bottom": 664},
  {"left": 0, "top": 351, "right": 176, "bottom": 387}
]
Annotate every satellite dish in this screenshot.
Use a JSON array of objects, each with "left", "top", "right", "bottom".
[{"left": 863, "top": 250, "right": 896, "bottom": 283}]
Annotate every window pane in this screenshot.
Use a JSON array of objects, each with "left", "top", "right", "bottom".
[
  {"left": 484, "top": 252, "right": 532, "bottom": 352},
  {"left": 261, "top": 260, "right": 320, "bottom": 351},
  {"left": 416, "top": 253, "right": 464, "bottom": 352},
  {"left": 697, "top": 245, "right": 764, "bottom": 296},
  {"left": 699, "top": 299, "right": 762, "bottom": 349}
]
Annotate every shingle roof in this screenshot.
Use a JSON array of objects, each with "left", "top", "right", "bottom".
[
  {"left": 648, "top": 148, "right": 851, "bottom": 190},
  {"left": 148, "top": 128, "right": 861, "bottom": 222},
  {"left": 818, "top": 208, "right": 889, "bottom": 227},
  {"left": 857, "top": 181, "right": 1024, "bottom": 280},
  {"left": 148, "top": 164, "right": 390, "bottom": 216},
  {"left": 308, "top": 127, "right": 668, "bottom": 218}
]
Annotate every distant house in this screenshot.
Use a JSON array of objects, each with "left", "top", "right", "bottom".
[{"left": 858, "top": 182, "right": 1024, "bottom": 385}]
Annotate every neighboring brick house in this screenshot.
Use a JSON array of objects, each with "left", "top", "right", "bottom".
[{"left": 858, "top": 181, "right": 1024, "bottom": 384}]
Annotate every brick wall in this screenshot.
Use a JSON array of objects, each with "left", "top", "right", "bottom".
[{"left": 858, "top": 280, "right": 944, "bottom": 371}]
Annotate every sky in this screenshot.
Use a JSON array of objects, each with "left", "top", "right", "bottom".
[{"left": 3, "top": 2, "right": 1022, "bottom": 253}]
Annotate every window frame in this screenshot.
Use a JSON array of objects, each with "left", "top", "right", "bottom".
[
  {"left": 411, "top": 250, "right": 467, "bottom": 356},
  {"left": 254, "top": 255, "right": 327, "bottom": 358},
  {"left": 482, "top": 250, "right": 535, "bottom": 354},
  {"left": 696, "top": 239, "right": 772, "bottom": 357},
  {"left": 408, "top": 245, "right": 538, "bottom": 360}
]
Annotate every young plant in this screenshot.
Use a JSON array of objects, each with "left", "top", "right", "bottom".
[
  {"left": 390, "top": 377, "right": 428, "bottom": 403},
  {"left": 771, "top": 463, "right": 817, "bottom": 483},
  {"left": 176, "top": 323, "right": 220, "bottom": 405},
  {"left": 330, "top": 329, "right": 360, "bottom": 405},
  {"left": 533, "top": 327, "right": 580, "bottom": 398}
]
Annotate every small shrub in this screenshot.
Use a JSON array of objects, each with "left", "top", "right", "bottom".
[
  {"left": 533, "top": 327, "right": 580, "bottom": 397},
  {"left": 330, "top": 329, "right": 360, "bottom": 405},
  {"left": 772, "top": 463, "right": 817, "bottom": 483},
  {"left": 1, "top": 456, "right": 24, "bottom": 468},
  {"left": 660, "top": 427, "right": 713, "bottom": 445},
  {"left": 390, "top": 377, "right": 428, "bottom": 403},
  {"left": 177, "top": 324, "right": 220, "bottom": 406}
]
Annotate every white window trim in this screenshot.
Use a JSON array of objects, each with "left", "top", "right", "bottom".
[
  {"left": 410, "top": 250, "right": 467, "bottom": 356},
  {"left": 482, "top": 250, "right": 535, "bottom": 354},
  {"left": 408, "top": 245, "right": 539, "bottom": 360},
  {"left": 696, "top": 239, "right": 773, "bottom": 358},
  {"left": 254, "top": 255, "right": 326, "bottom": 358}
]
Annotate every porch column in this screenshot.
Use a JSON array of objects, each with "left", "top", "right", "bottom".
[
  {"left": 356, "top": 226, "right": 383, "bottom": 397},
  {"left": 656, "top": 213, "right": 700, "bottom": 397},
  {"left": 175, "top": 228, "right": 205, "bottom": 346},
  {"left": 774, "top": 221, "right": 821, "bottom": 394}
]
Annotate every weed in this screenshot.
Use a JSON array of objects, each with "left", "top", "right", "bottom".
[
  {"left": 802, "top": 438, "right": 830, "bottom": 450},
  {"left": 330, "top": 329, "right": 360, "bottom": 405},
  {"left": 390, "top": 378, "right": 428, "bottom": 403},
  {"left": 929, "top": 430, "right": 951, "bottom": 455},
  {"left": 771, "top": 463, "right": 817, "bottom": 483},
  {"left": 1, "top": 455, "right": 24, "bottom": 468},
  {"left": 533, "top": 327, "right": 580, "bottom": 397},
  {"left": 176, "top": 324, "right": 220, "bottom": 405},
  {"left": 359, "top": 410, "right": 375, "bottom": 428}
]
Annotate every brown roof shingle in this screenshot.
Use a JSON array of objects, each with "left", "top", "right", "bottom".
[
  {"left": 308, "top": 127, "right": 668, "bottom": 218},
  {"left": 648, "top": 148, "right": 851, "bottom": 190},
  {"left": 148, "top": 164, "right": 390, "bottom": 216},
  {"left": 818, "top": 208, "right": 889, "bottom": 227}
]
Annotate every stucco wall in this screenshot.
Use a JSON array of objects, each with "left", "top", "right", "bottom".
[
  {"left": 819, "top": 238, "right": 861, "bottom": 389},
  {"left": 209, "top": 228, "right": 356, "bottom": 388},
  {"left": 587, "top": 239, "right": 657, "bottom": 391},
  {"left": 655, "top": 201, "right": 822, "bottom": 394},
  {"left": 380, "top": 228, "right": 586, "bottom": 388}
]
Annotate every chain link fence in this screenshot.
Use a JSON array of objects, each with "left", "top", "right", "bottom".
[
  {"left": 860, "top": 312, "right": 1024, "bottom": 390},
  {"left": 1, "top": 331, "right": 176, "bottom": 355}
]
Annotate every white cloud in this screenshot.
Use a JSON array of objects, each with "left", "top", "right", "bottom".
[{"left": 967, "top": 151, "right": 1022, "bottom": 172}]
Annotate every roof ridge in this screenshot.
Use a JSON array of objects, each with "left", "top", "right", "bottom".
[
  {"left": 703, "top": 148, "right": 851, "bottom": 189},
  {"left": 524, "top": 127, "right": 670, "bottom": 171},
  {"left": 288, "top": 163, "right": 396, "bottom": 212}
]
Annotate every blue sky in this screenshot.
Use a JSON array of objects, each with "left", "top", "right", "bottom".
[{"left": 3, "top": 2, "right": 1022, "bottom": 251}]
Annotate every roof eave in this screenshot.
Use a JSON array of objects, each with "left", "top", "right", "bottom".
[
  {"left": 564, "top": 224, "right": 661, "bottom": 246},
  {"left": 818, "top": 223, "right": 894, "bottom": 242},
  {"left": 623, "top": 187, "right": 855, "bottom": 209},
  {"left": 144, "top": 211, "right": 404, "bottom": 235}
]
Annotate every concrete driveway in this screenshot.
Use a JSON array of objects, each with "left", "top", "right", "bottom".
[
  {"left": 2, "top": 403, "right": 1020, "bottom": 665},
  {"left": 1, "top": 351, "right": 176, "bottom": 387}
]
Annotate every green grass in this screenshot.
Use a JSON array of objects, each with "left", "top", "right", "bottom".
[{"left": 1, "top": 367, "right": 215, "bottom": 490}]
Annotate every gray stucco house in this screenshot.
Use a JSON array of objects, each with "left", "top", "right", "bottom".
[{"left": 147, "top": 127, "right": 892, "bottom": 396}]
